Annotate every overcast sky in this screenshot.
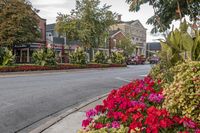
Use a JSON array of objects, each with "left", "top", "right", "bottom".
[{"left": 29, "top": 0, "right": 163, "bottom": 42}]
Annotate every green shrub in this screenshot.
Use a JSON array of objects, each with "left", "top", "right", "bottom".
[
  {"left": 32, "top": 48, "right": 57, "bottom": 66},
  {"left": 69, "top": 47, "right": 87, "bottom": 64},
  {"left": 0, "top": 47, "right": 15, "bottom": 66},
  {"left": 163, "top": 61, "right": 200, "bottom": 122},
  {"left": 149, "top": 60, "right": 174, "bottom": 85},
  {"left": 110, "top": 52, "right": 125, "bottom": 64},
  {"left": 94, "top": 51, "right": 107, "bottom": 64},
  {"left": 78, "top": 125, "right": 129, "bottom": 133}
]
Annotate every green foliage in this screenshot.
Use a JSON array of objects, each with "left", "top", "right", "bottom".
[
  {"left": 126, "top": 0, "right": 200, "bottom": 33},
  {"left": 110, "top": 52, "right": 125, "bottom": 64},
  {"left": 149, "top": 60, "right": 174, "bottom": 84},
  {"left": 0, "top": 47, "right": 15, "bottom": 66},
  {"left": 32, "top": 48, "right": 57, "bottom": 66},
  {"left": 94, "top": 51, "right": 108, "bottom": 64},
  {"left": 78, "top": 125, "right": 129, "bottom": 133},
  {"left": 116, "top": 36, "right": 135, "bottom": 57},
  {"left": 159, "top": 21, "right": 200, "bottom": 66},
  {"left": 0, "top": 0, "right": 40, "bottom": 48},
  {"left": 163, "top": 61, "right": 200, "bottom": 122},
  {"left": 69, "top": 47, "right": 87, "bottom": 64},
  {"left": 56, "top": 0, "right": 116, "bottom": 48},
  {"left": 56, "top": 14, "right": 79, "bottom": 41}
]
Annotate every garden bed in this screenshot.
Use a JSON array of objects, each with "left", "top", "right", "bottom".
[
  {"left": 78, "top": 76, "right": 200, "bottom": 133},
  {"left": 0, "top": 63, "right": 126, "bottom": 72}
]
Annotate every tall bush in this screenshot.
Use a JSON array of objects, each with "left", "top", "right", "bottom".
[
  {"left": 69, "top": 47, "right": 87, "bottom": 64},
  {"left": 32, "top": 48, "right": 57, "bottom": 66},
  {"left": 163, "top": 61, "right": 200, "bottom": 122},
  {"left": 0, "top": 47, "right": 15, "bottom": 66},
  {"left": 94, "top": 51, "right": 107, "bottom": 64},
  {"left": 110, "top": 52, "right": 125, "bottom": 64}
]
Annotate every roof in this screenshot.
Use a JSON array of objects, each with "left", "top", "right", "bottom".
[
  {"left": 109, "top": 29, "right": 121, "bottom": 36},
  {"left": 66, "top": 40, "right": 80, "bottom": 45},
  {"left": 53, "top": 37, "right": 64, "bottom": 44},
  {"left": 109, "top": 29, "right": 126, "bottom": 38},
  {"left": 147, "top": 42, "right": 161, "bottom": 50},
  {"left": 46, "top": 23, "right": 56, "bottom": 31},
  {"left": 117, "top": 20, "right": 136, "bottom": 24}
]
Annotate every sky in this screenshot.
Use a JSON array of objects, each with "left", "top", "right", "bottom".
[{"left": 29, "top": 0, "right": 163, "bottom": 42}]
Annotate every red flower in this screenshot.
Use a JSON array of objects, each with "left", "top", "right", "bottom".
[{"left": 94, "top": 122, "right": 104, "bottom": 129}]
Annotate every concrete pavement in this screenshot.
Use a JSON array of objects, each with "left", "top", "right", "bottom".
[{"left": 36, "top": 95, "right": 106, "bottom": 133}]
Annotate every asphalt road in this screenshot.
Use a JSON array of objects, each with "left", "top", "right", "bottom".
[{"left": 0, "top": 65, "right": 151, "bottom": 133}]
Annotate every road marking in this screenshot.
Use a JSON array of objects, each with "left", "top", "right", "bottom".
[
  {"left": 139, "top": 74, "right": 148, "bottom": 77},
  {"left": 115, "top": 77, "right": 131, "bottom": 83}
]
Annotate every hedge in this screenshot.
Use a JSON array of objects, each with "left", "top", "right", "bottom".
[{"left": 0, "top": 63, "right": 126, "bottom": 72}]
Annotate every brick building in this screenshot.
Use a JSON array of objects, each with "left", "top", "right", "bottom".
[{"left": 110, "top": 17, "right": 147, "bottom": 56}]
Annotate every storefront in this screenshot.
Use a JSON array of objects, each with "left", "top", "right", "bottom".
[{"left": 14, "top": 43, "right": 44, "bottom": 63}]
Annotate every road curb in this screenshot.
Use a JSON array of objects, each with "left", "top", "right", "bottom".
[
  {"left": 0, "top": 67, "right": 126, "bottom": 78},
  {"left": 29, "top": 93, "right": 109, "bottom": 133}
]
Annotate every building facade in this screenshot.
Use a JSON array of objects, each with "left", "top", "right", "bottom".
[
  {"left": 110, "top": 19, "right": 147, "bottom": 56},
  {"left": 14, "top": 14, "right": 46, "bottom": 63}
]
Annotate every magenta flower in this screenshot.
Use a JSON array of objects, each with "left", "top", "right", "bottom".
[
  {"left": 148, "top": 93, "right": 164, "bottom": 103},
  {"left": 112, "top": 121, "right": 120, "bottom": 128},
  {"left": 86, "top": 109, "right": 97, "bottom": 118}
]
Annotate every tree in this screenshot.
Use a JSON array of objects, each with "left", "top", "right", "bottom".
[
  {"left": 116, "top": 36, "right": 135, "bottom": 57},
  {"left": 56, "top": 0, "right": 117, "bottom": 48},
  {"left": 0, "top": 0, "right": 40, "bottom": 49},
  {"left": 56, "top": 13, "right": 79, "bottom": 42},
  {"left": 126, "top": 0, "right": 200, "bottom": 33},
  {"left": 56, "top": 0, "right": 116, "bottom": 61}
]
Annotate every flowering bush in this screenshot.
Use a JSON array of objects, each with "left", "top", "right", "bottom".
[{"left": 78, "top": 77, "right": 200, "bottom": 133}]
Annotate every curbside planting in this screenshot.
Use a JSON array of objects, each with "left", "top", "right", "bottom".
[{"left": 0, "top": 64, "right": 126, "bottom": 72}]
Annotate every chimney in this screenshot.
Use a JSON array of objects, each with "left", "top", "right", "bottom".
[{"left": 117, "top": 15, "right": 122, "bottom": 22}]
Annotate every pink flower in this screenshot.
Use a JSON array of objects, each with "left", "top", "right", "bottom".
[
  {"left": 86, "top": 109, "right": 97, "bottom": 118},
  {"left": 148, "top": 93, "right": 164, "bottom": 103},
  {"left": 112, "top": 121, "right": 120, "bottom": 128}
]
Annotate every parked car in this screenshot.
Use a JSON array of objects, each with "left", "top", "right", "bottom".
[
  {"left": 149, "top": 56, "right": 160, "bottom": 64},
  {"left": 126, "top": 55, "right": 146, "bottom": 65}
]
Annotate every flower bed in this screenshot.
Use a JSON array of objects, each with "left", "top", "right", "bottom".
[
  {"left": 78, "top": 77, "right": 200, "bottom": 133},
  {"left": 0, "top": 63, "right": 126, "bottom": 72}
]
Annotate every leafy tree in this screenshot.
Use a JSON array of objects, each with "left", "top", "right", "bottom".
[
  {"left": 56, "top": 0, "right": 116, "bottom": 48},
  {"left": 56, "top": 13, "right": 79, "bottom": 42},
  {"left": 74, "top": 0, "right": 116, "bottom": 48},
  {"left": 0, "top": 0, "right": 40, "bottom": 49},
  {"left": 116, "top": 36, "right": 135, "bottom": 57},
  {"left": 126, "top": 0, "right": 200, "bottom": 33}
]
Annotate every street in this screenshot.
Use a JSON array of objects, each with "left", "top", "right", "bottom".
[{"left": 0, "top": 65, "right": 151, "bottom": 133}]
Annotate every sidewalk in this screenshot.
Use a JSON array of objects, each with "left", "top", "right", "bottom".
[{"left": 30, "top": 95, "right": 106, "bottom": 133}]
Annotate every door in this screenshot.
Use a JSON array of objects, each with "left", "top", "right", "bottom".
[{"left": 21, "top": 49, "right": 28, "bottom": 63}]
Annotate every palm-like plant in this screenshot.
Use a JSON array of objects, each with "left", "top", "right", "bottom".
[
  {"left": 160, "top": 20, "right": 200, "bottom": 65},
  {"left": 32, "top": 48, "right": 57, "bottom": 66},
  {"left": 0, "top": 47, "right": 15, "bottom": 66}
]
